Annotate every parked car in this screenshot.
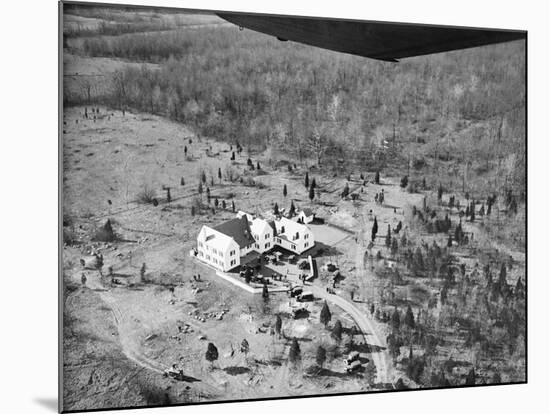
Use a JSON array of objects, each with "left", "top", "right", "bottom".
[
  {"left": 298, "top": 260, "right": 310, "bottom": 270},
  {"left": 297, "top": 292, "right": 314, "bottom": 302},
  {"left": 346, "top": 360, "right": 363, "bottom": 373},
  {"left": 290, "top": 286, "right": 303, "bottom": 297}
]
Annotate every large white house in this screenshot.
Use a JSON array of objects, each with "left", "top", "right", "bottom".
[{"left": 195, "top": 212, "right": 314, "bottom": 271}]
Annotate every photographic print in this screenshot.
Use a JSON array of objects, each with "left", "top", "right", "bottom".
[{"left": 60, "top": 1, "right": 526, "bottom": 412}]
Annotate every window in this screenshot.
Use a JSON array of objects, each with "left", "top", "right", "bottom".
[
  {"left": 295, "top": 232, "right": 300, "bottom": 240},
  {"left": 277, "top": 238, "right": 281, "bottom": 244},
  {"left": 281, "top": 226, "right": 285, "bottom": 233},
  {"left": 291, "top": 245, "right": 296, "bottom": 250},
  {"left": 265, "top": 233, "right": 270, "bottom": 240},
  {"left": 230, "top": 250, "right": 235, "bottom": 256},
  {"left": 265, "top": 242, "right": 270, "bottom": 249},
  {"left": 206, "top": 255, "right": 210, "bottom": 261},
  {"left": 305, "top": 242, "right": 309, "bottom": 248},
  {"left": 305, "top": 234, "right": 309, "bottom": 239},
  {"left": 230, "top": 259, "right": 236, "bottom": 266},
  {"left": 255, "top": 243, "right": 259, "bottom": 249}
]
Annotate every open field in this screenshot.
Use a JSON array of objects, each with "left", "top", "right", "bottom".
[{"left": 62, "top": 4, "right": 526, "bottom": 411}]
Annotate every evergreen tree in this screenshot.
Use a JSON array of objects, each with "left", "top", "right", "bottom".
[
  {"left": 309, "top": 184, "right": 315, "bottom": 201},
  {"left": 289, "top": 201, "right": 296, "bottom": 216},
  {"left": 205, "top": 342, "right": 219, "bottom": 366},
  {"left": 342, "top": 183, "right": 350, "bottom": 198},
  {"left": 283, "top": 184, "right": 287, "bottom": 198},
  {"left": 140, "top": 262, "right": 146, "bottom": 281},
  {"left": 332, "top": 320, "right": 343, "bottom": 342},
  {"left": 391, "top": 237, "right": 399, "bottom": 256},
  {"left": 222, "top": 200, "right": 226, "bottom": 209},
  {"left": 214, "top": 197, "right": 219, "bottom": 208},
  {"left": 184, "top": 145, "right": 188, "bottom": 156},
  {"left": 385, "top": 224, "right": 391, "bottom": 248},
  {"left": 218, "top": 167, "right": 222, "bottom": 182},
  {"left": 257, "top": 161, "right": 261, "bottom": 170},
  {"left": 166, "top": 188, "right": 171, "bottom": 203},
  {"left": 288, "top": 337, "right": 301, "bottom": 364},
  {"left": 404, "top": 305, "right": 415, "bottom": 330},
  {"left": 311, "top": 178, "right": 316, "bottom": 189},
  {"left": 274, "top": 203, "right": 279, "bottom": 215},
  {"left": 305, "top": 172, "right": 309, "bottom": 188},
  {"left": 371, "top": 217, "right": 378, "bottom": 242},
  {"left": 391, "top": 308, "right": 401, "bottom": 331},
  {"left": 375, "top": 171, "right": 380, "bottom": 184},
  {"left": 320, "top": 301, "right": 332, "bottom": 326},
  {"left": 316, "top": 345, "right": 327, "bottom": 368},
  {"left": 180, "top": 177, "right": 185, "bottom": 186},
  {"left": 262, "top": 284, "right": 269, "bottom": 301},
  {"left": 465, "top": 367, "right": 476, "bottom": 385},
  {"left": 191, "top": 205, "right": 196, "bottom": 216},
  {"left": 438, "top": 183, "right": 443, "bottom": 201},
  {"left": 232, "top": 200, "right": 235, "bottom": 212},
  {"left": 201, "top": 171, "right": 206, "bottom": 184},
  {"left": 198, "top": 182, "right": 203, "bottom": 195},
  {"left": 231, "top": 151, "right": 235, "bottom": 161},
  {"left": 275, "top": 315, "right": 282, "bottom": 337},
  {"left": 400, "top": 175, "right": 409, "bottom": 188}
]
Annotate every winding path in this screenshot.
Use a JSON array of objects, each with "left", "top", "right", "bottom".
[
  {"left": 84, "top": 272, "right": 222, "bottom": 398},
  {"left": 309, "top": 285, "right": 389, "bottom": 384}
]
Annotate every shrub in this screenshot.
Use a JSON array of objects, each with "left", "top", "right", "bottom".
[{"left": 136, "top": 185, "right": 156, "bottom": 204}]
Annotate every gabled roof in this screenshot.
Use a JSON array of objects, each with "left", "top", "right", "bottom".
[
  {"left": 268, "top": 220, "right": 277, "bottom": 236},
  {"left": 214, "top": 216, "right": 255, "bottom": 248},
  {"left": 301, "top": 208, "right": 314, "bottom": 217},
  {"left": 198, "top": 226, "right": 235, "bottom": 250},
  {"left": 250, "top": 217, "right": 271, "bottom": 236}
]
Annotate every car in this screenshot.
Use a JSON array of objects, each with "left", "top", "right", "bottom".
[
  {"left": 298, "top": 260, "right": 310, "bottom": 270},
  {"left": 297, "top": 292, "right": 314, "bottom": 302},
  {"left": 290, "top": 286, "right": 303, "bottom": 297},
  {"left": 346, "top": 360, "right": 363, "bottom": 373},
  {"left": 164, "top": 365, "right": 185, "bottom": 381}
]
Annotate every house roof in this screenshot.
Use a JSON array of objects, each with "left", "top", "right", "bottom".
[
  {"left": 250, "top": 217, "right": 271, "bottom": 236},
  {"left": 268, "top": 220, "right": 277, "bottom": 236},
  {"left": 301, "top": 208, "right": 314, "bottom": 217},
  {"left": 199, "top": 226, "right": 235, "bottom": 250},
  {"left": 214, "top": 216, "right": 255, "bottom": 248}
]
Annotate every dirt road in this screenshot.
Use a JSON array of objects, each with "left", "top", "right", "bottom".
[
  {"left": 82, "top": 271, "right": 223, "bottom": 398},
  {"left": 308, "top": 284, "right": 389, "bottom": 385}
]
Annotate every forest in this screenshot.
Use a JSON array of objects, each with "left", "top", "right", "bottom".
[{"left": 63, "top": 7, "right": 526, "bottom": 248}]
